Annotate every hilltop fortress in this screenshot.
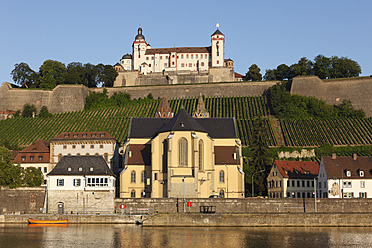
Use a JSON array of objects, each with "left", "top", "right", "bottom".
[
  {"left": 112, "top": 26, "right": 236, "bottom": 86},
  {"left": 1, "top": 76, "right": 372, "bottom": 117}
]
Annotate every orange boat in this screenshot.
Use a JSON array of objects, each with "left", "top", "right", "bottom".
[{"left": 28, "top": 219, "right": 69, "bottom": 224}]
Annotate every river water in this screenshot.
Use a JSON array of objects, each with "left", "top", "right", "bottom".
[{"left": 1, "top": 224, "right": 372, "bottom": 248}]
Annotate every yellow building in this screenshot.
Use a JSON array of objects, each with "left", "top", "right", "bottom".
[{"left": 120, "top": 98, "right": 244, "bottom": 198}]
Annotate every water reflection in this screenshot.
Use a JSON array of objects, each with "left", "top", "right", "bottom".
[{"left": 1, "top": 224, "right": 372, "bottom": 248}]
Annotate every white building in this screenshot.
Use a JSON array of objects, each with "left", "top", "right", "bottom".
[
  {"left": 318, "top": 154, "right": 372, "bottom": 198},
  {"left": 46, "top": 156, "right": 116, "bottom": 213},
  {"left": 267, "top": 160, "right": 319, "bottom": 198},
  {"left": 50, "top": 131, "right": 120, "bottom": 174},
  {"left": 118, "top": 26, "right": 229, "bottom": 75}
]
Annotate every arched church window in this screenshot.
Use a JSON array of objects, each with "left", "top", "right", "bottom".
[
  {"left": 179, "top": 138, "right": 188, "bottom": 167},
  {"left": 131, "top": 190, "right": 136, "bottom": 198},
  {"left": 141, "top": 171, "right": 146, "bottom": 183},
  {"left": 199, "top": 140, "right": 204, "bottom": 171},
  {"left": 219, "top": 170, "right": 225, "bottom": 183},
  {"left": 131, "top": 171, "right": 136, "bottom": 183},
  {"left": 219, "top": 189, "right": 225, "bottom": 198}
]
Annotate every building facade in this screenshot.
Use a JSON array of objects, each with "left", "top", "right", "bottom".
[
  {"left": 267, "top": 160, "right": 319, "bottom": 198},
  {"left": 46, "top": 156, "right": 116, "bottom": 213},
  {"left": 50, "top": 132, "right": 120, "bottom": 173},
  {"left": 318, "top": 155, "right": 372, "bottom": 198},
  {"left": 12, "top": 139, "right": 51, "bottom": 185},
  {"left": 120, "top": 99, "right": 244, "bottom": 198}
]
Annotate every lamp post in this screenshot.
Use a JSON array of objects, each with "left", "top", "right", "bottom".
[
  {"left": 335, "top": 164, "right": 343, "bottom": 198},
  {"left": 183, "top": 177, "right": 186, "bottom": 212},
  {"left": 252, "top": 169, "right": 265, "bottom": 197},
  {"left": 224, "top": 164, "right": 228, "bottom": 198}
]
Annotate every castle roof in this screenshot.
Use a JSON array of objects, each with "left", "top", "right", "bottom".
[
  {"left": 48, "top": 156, "right": 115, "bottom": 176},
  {"left": 51, "top": 132, "right": 115, "bottom": 142},
  {"left": 145, "top": 46, "right": 211, "bottom": 55},
  {"left": 128, "top": 109, "right": 238, "bottom": 139},
  {"left": 211, "top": 29, "right": 224, "bottom": 36}
]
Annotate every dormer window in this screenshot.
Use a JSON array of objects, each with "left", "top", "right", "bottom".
[
  {"left": 68, "top": 167, "right": 71, "bottom": 171},
  {"left": 90, "top": 167, "right": 93, "bottom": 171},
  {"left": 180, "top": 122, "right": 185, "bottom": 128},
  {"left": 74, "top": 134, "right": 78, "bottom": 138},
  {"left": 64, "top": 134, "right": 69, "bottom": 138},
  {"left": 346, "top": 170, "right": 351, "bottom": 177},
  {"left": 360, "top": 170, "right": 364, "bottom": 177},
  {"left": 92, "top": 134, "right": 96, "bottom": 137},
  {"left": 100, "top": 133, "right": 104, "bottom": 137}
]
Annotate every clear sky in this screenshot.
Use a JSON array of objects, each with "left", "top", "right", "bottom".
[{"left": 1, "top": 0, "right": 371, "bottom": 85}]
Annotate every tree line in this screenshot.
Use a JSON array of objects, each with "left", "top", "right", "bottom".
[
  {"left": 244, "top": 55, "right": 362, "bottom": 81},
  {"left": 11, "top": 60, "right": 118, "bottom": 89}
]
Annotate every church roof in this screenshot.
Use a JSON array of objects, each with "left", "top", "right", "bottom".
[
  {"left": 211, "top": 29, "right": 224, "bottom": 36},
  {"left": 156, "top": 96, "right": 173, "bottom": 118},
  {"left": 128, "top": 109, "right": 238, "bottom": 139},
  {"left": 145, "top": 46, "right": 211, "bottom": 55},
  {"left": 48, "top": 156, "right": 115, "bottom": 176},
  {"left": 193, "top": 94, "right": 209, "bottom": 118}
]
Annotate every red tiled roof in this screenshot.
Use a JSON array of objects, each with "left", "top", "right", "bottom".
[
  {"left": 128, "top": 144, "right": 151, "bottom": 165},
  {"left": 235, "top": 72, "right": 244, "bottom": 78},
  {"left": 275, "top": 160, "right": 319, "bottom": 179},
  {"left": 12, "top": 140, "right": 50, "bottom": 163},
  {"left": 322, "top": 156, "right": 372, "bottom": 179},
  {"left": 145, "top": 47, "right": 211, "bottom": 55},
  {"left": 51, "top": 132, "right": 115, "bottom": 141},
  {"left": 22, "top": 140, "right": 50, "bottom": 153},
  {"left": 214, "top": 146, "right": 238, "bottom": 165}
]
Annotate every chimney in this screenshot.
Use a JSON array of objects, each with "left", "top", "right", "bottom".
[
  {"left": 331, "top": 153, "right": 336, "bottom": 159},
  {"left": 353, "top": 154, "right": 357, "bottom": 160}
]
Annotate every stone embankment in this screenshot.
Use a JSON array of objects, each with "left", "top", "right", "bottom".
[{"left": 3, "top": 213, "right": 372, "bottom": 227}]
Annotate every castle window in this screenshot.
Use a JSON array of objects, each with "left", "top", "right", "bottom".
[
  {"left": 181, "top": 55, "right": 184, "bottom": 59},
  {"left": 201, "top": 62, "right": 204, "bottom": 66},
  {"left": 181, "top": 63, "right": 184, "bottom": 67},
  {"left": 146, "top": 57, "right": 149, "bottom": 60},
  {"left": 21, "top": 156, "right": 25, "bottom": 161},
  {"left": 39, "top": 156, "right": 43, "bottom": 161},
  {"left": 178, "top": 138, "right": 188, "bottom": 167},
  {"left": 191, "top": 55, "right": 193, "bottom": 59},
  {"left": 131, "top": 190, "right": 136, "bottom": 198},
  {"left": 196, "top": 54, "right": 198, "bottom": 59},
  {"left": 100, "top": 144, "right": 103, "bottom": 149},
  {"left": 199, "top": 140, "right": 204, "bottom": 171},
  {"left": 172, "top": 55, "right": 175, "bottom": 58},
  {"left": 164, "top": 63, "right": 167, "bottom": 67},
  {"left": 166, "top": 56, "right": 168, "bottom": 59},
  {"left": 217, "top": 60, "right": 219, "bottom": 64},
  {"left": 90, "top": 145, "right": 94, "bottom": 149},
  {"left": 72, "top": 145, "right": 76, "bottom": 149},
  {"left": 57, "top": 179, "right": 64, "bottom": 186},
  {"left": 219, "top": 170, "right": 225, "bottom": 183},
  {"left": 30, "top": 156, "right": 34, "bottom": 161},
  {"left": 201, "top": 54, "right": 203, "bottom": 59},
  {"left": 172, "top": 62, "right": 174, "bottom": 65},
  {"left": 63, "top": 145, "right": 67, "bottom": 149},
  {"left": 189, "top": 63, "right": 192, "bottom": 67},
  {"left": 131, "top": 171, "right": 136, "bottom": 183},
  {"left": 186, "top": 54, "right": 189, "bottom": 59},
  {"left": 149, "top": 64, "right": 151, "bottom": 67},
  {"left": 160, "top": 56, "right": 162, "bottom": 59}
]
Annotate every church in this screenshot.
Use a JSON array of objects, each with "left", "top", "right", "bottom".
[
  {"left": 119, "top": 95, "right": 245, "bottom": 198},
  {"left": 113, "top": 26, "right": 236, "bottom": 86}
]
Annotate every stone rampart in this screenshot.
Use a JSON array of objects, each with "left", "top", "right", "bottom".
[
  {"left": 291, "top": 76, "right": 372, "bottom": 117},
  {"left": 115, "top": 198, "right": 372, "bottom": 214},
  {"left": 0, "top": 186, "right": 46, "bottom": 214}
]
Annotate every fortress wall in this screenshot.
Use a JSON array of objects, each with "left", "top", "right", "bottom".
[
  {"left": 92, "top": 81, "right": 278, "bottom": 100},
  {"left": 291, "top": 76, "right": 372, "bottom": 117},
  {"left": 48, "top": 85, "right": 90, "bottom": 113}
]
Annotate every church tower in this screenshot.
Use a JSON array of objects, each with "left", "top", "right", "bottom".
[
  {"left": 193, "top": 93, "right": 209, "bottom": 118},
  {"left": 211, "top": 24, "right": 225, "bottom": 67},
  {"left": 132, "top": 27, "right": 150, "bottom": 71},
  {"left": 156, "top": 96, "right": 174, "bottom": 118}
]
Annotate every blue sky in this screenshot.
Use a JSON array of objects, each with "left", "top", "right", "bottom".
[{"left": 1, "top": 0, "right": 371, "bottom": 85}]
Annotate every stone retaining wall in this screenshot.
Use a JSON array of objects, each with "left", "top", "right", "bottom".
[{"left": 0, "top": 187, "right": 46, "bottom": 214}]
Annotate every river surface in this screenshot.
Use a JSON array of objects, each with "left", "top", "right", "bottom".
[{"left": 1, "top": 224, "right": 372, "bottom": 248}]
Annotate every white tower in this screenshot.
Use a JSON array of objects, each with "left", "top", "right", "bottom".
[
  {"left": 132, "top": 27, "right": 150, "bottom": 71},
  {"left": 211, "top": 23, "right": 225, "bottom": 68}
]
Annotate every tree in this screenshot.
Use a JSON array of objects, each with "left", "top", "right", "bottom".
[
  {"left": 290, "top": 57, "right": 313, "bottom": 78},
  {"left": 39, "top": 60, "right": 67, "bottom": 89},
  {"left": 245, "top": 64, "right": 262, "bottom": 81},
  {"left": 330, "top": 56, "right": 361, "bottom": 79},
  {"left": 313, "top": 55, "right": 331, "bottom": 79},
  {"left": 249, "top": 117, "right": 272, "bottom": 196},
  {"left": 38, "top": 106, "right": 52, "bottom": 117},
  {"left": 22, "top": 167, "right": 43, "bottom": 187},
  {"left": 263, "top": 69, "right": 276, "bottom": 81},
  {"left": 10, "top": 62, "right": 38, "bottom": 88},
  {"left": 22, "top": 104, "right": 37, "bottom": 117},
  {"left": 0, "top": 146, "right": 23, "bottom": 187},
  {"left": 336, "top": 99, "right": 365, "bottom": 118},
  {"left": 275, "top": 64, "right": 291, "bottom": 81},
  {"left": 96, "top": 64, "right": 118, "bottom": 87},
  {"left": 65, "top": 62, "right": 87, "bottom": 85}
]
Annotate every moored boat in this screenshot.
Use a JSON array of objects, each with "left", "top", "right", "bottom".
[{"left": 28, "top": 219, "right": 69, "bottom": 224}]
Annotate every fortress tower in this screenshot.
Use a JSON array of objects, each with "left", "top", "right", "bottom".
[{"left": 211, "top": 24, "right": 224, "bottom": 67}]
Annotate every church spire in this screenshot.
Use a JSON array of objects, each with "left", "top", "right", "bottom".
[
  {"left": 156, "top": 96, "right": 174, "bottom": 118},
  {"left": 193, "top": 93, "right": 209, "bottom": 118}
]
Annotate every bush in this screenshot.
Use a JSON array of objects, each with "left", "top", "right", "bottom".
[
  {"left": 38, "top": 106, "right": 52, "bottom": 117},
  {"left": 22, "top": 104, "right": 36, "bottom": 117}
]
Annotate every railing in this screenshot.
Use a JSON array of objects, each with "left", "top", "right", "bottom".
[{"left": 117, "top": 208, "right": 155, "bottom": 216}]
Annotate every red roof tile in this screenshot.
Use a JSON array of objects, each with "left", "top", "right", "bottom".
[
  {"left": 128, "top": 144, "right": 151, "bottom": 165},
  {"left": 275, "top": 160, "right": 319, "bottom": 179},
  {"left": 322, "top": 156, "right": 372, "bottom": 179},
  {"left": 12, "top": 140, "right": 50, "bottom": 164}
]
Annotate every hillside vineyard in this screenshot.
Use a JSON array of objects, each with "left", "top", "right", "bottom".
[{"left": 0, "top": 96, "right": 371, "bottom": 147}]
